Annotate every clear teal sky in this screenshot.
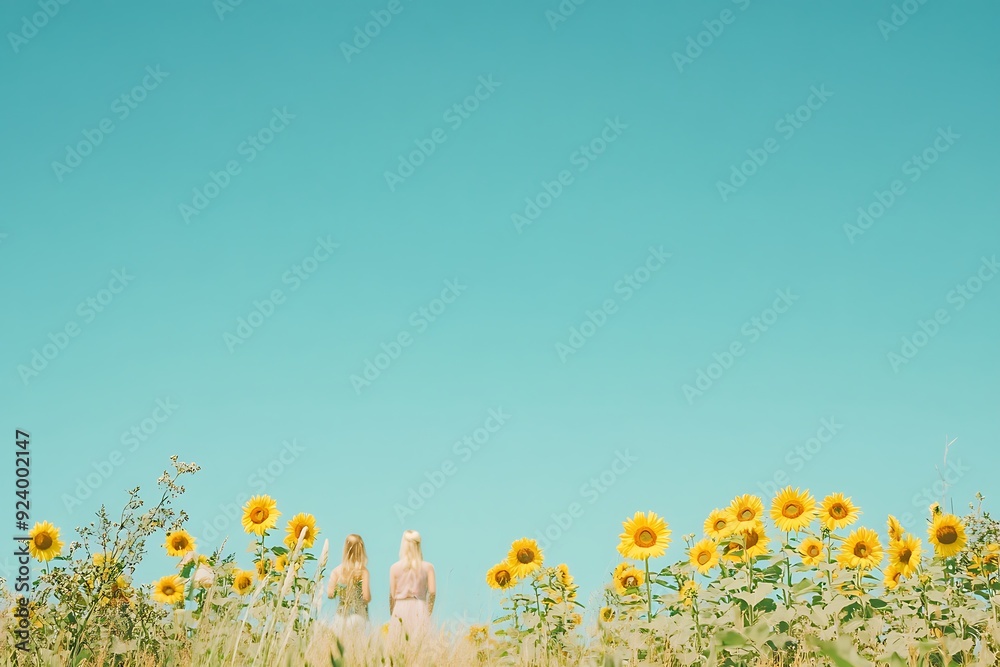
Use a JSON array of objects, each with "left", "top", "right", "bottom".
[{"left": 2, "top": 0, "right": 998, "bottom": 625}]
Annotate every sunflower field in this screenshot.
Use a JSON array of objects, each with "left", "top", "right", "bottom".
[{"left": 2, "top": 457, "right": 999, "bottom": 666}]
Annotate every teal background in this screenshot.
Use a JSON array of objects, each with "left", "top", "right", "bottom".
[{"left": 2, "top": 0, "right": 998, "bottom": 625}]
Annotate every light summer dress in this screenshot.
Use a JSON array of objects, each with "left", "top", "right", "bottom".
[
  {"left": 391, "top": 564, "right": 430, "bottom": 637},
  {"left": 330, "top": 578, "right": 368, "bottom": 635}
]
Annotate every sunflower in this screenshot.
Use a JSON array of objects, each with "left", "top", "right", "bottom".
[
  {"left": 724, "top": 524, "right": 770, "bottom": 562},
  {"left": 888, "top": 534, "right": 922, "bottom": 577},
  {"left": 255, "top": 558, "right": 273, "bottom": 580},
  {"left": 284, "top": 513, "right": 319, "bottom": 549},
  {"left": 152, "top": 575, "right": 185, "bottom": 605},
  {"left": 274, "top": 554, "right": 289, "bottom": 573},
  {"left": 599, "top": 606, "right": 615, "bottom": 623},
  {"left": 887, "top": 515, "right": 904, "bottom": 542},
  {"left": 613, "top": 566, "right": 645, "bottom": 595},
  {"left": 486, "top": 562, "right": 517, "bottom": 589},
  {"left": 928, "top": 513, "right": 967, "bottom": 558},
  {"left": 884, "top": 566, "right": 903, "bottom": 591},
  {"left": 617, "top": 511, "right": 670, "bottom": 560},
  {"left": 467, "top": 625, "right": 488, "bottom": 644},
  {"left": 770, "top": 487, "right": 817, "bottom": 532},
  {"left": 555, "top": 563, "right": 574, "bottom": 588},
  {"left": 679, "top": 579, "right": 699, "bottom": 607},
  {"left": 726, "top": 495, "right": 765, "bottom": 531},
  {"left": 241, "top": 495, "right": 280, "bottom": 536},
  {"left": 507, "top": 538, "right": 544, "bottom": 579},
  {"left": 819, "top": 493, "right": 860, "bottom": 531},
  {"left": 164, "top": 530, "right": 195, "bottom": 557},
  {"left": 704, "top": 508, "right": 734, "bottom": 540},
  {"left": 27, "top": 522, "right": 63, "bottom": 562},
  {"left": 232, "top": 569, "right": 254, "bottom": 595},
  {"left": 839, "top": 527, "right": 883, "bottom": 570},
  {"left": 688, "top": 539, "right": 720, "bottom": 575},
  {"left": 799, "top": 537, "right": 825, "bottom": 566}
]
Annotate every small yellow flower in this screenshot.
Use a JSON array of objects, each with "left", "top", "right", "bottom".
[
  {"left": 688, "top": 539, "right": 720, "bottom": 574},
  {"left": 467, "top": 624, "right": 488, "bottom": 643},
  {"left": 613, "top": 566, "right": 644, "bottom": 595},
  {"left": 241, "top": 495, "right": 280, "bottom": 535},
  {"left": 232, "top": 569, "right": 254, "bottom": 595},
  {"left": 599, "top": 606, "right": 615, "bottom": 622},
  {"left": 284, "top": 513, "right": 319, "bottom": 550},
  {"left": 799, "top": 537, "right": 825, "bottom": 566},
  {"left": 770, "top": 487, "right": 817, "bottom": 532},
  {"left": 507, "top": 538, "right": 544, "bottom": 579},
  {"left": 927, "top": 513, "right": 966, "bottom": 558},
  {"left": 27, "top": 522, "right": 63, "bottom": 562},
  {"left": 679, "top": 579, "right": 699, "bottom": 607},
  {"left": 486, "top": 562, "right": 518, "bottom": 589},
  {"left": 151, "top": 575, "right": 185, "bottom": 605},
  {"left": 887, "top": 515, "right": 904, "bottom": 542},
  {"left": 884, "top": 565, "right": 903, "bottom": 590},
  {"left": 254, "top": 558, "right": 272, "bottom": 580},
  {"left": 274, "top": 554, "right": 289, "bottom": 573},
  {"left": 726, "top": 495, "right": 765, "bottom": 531},
  {"left": 704, "top": 508, "right": 734, "bottom": 540},
  {"left": 838, "top": 527, "right": 883, "bottom": 570},
  {"left": 617, "top": 511, "right": 670, "bottom": 560},
  {"left": 724, "top": 524, "right": 770, "bottom": 562},
  {"left": 888, "top": 534, "right": 922, "bottom": 577},
  {"left": 164, "top": 530, "right": 195, "bottom": 557},
  {"left": 819, "top": 493, "right": 860, "bottom": 531}
]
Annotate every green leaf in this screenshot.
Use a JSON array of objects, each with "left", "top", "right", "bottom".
[
  {"left": 716, "top": 630, "right": 747, "bottom": 647},
  {"left": 807, "top": 636, "right": 874, "bottom": 667}
]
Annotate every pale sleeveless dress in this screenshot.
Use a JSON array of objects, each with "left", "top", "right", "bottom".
[
  {"left": 329, "top": 575, "right": 367, "bottom": 635},
  {"left": 391, "top": 564, "right": 430, "bottom": 636}
]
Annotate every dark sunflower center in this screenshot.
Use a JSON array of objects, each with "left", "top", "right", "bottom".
[
  {"left": 739, "top": 509, "right": 753, "bottom": 521},
  {"left": 830, "top": 504, "right": 846, "bottom": 519},
  {"left": 854, "top": 543, "right": 869, "bottom": 558},
  {"left": 745, "top": 531, "right": 759, "bottom": 548},
  {"left": 697, "top": 552, "right": 710, "bottom": 565},
  {"left": 624, "top": 576, "right": 637, "bottom": 587},
  {"left": 34, "top": 534, "right": 53, "bottom": 550},
  {"left": 714, "top": 520, "right": 727, "bottom": 531},
  {"left": 250, "top": 508, "right": 268, "bottom": 523},
  {"left": 937, "top": 526, "right": 958, "bottom": 545},
  {"left": 635, "top": 528, "right": 656, "bottom": 547},
  {"left": 807, "top": 545, "right": 820, "bottom": 557},
  {"left": 899, "top": 548, "right": 912, "bottom": 564},
  {"left": 783, "top": 503, "right": 801, "bottom": 518},
  {"left": 517, "top": 548, "right": 534, "bottom": 564},
  {"left": 496, "top": 571, "right": 510, "bottom": 586},
  {"left": 162, "top": 584, "right": 176, "bottom": 596},
  {"left": 172, "top": 536, "right": 188, "bottom": 550}
]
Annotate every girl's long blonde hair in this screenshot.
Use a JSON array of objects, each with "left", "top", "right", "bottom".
[
  {"left": 399, "top": 530, "right": 423, "bottom": 572},
  {"left": 340, "top": 534, "right": 367, "bottom": 583}
]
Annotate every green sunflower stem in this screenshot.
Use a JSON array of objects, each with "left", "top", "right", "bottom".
[
  {"left": 783, "top": 533, "right": 792, "bottom": 608},
  {"left": 644, "top": 557, "right": 653, "bottom": 622}
]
